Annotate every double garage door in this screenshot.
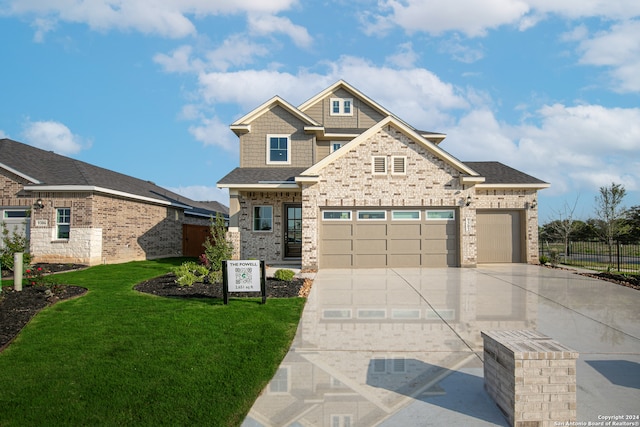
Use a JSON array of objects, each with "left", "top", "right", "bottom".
[{"left": 319, "top": 208, "right": 458, "bottom": 268}]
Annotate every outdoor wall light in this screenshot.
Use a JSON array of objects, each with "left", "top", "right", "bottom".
[
  {"left": 530, "top": 199, "right": 537, "bottom": 209},
  {"left": 465, "top": 195, "right": 472, "bottom": 206},
  {"left": 34, "top": 198, "right": 44, "bottom": 210}
]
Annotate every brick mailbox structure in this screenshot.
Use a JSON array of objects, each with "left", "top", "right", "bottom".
[{"left": 481, "top": 330, "right": 578, "bottom": 427}]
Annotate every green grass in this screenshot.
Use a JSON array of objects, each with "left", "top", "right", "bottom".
[{"left": 0, "top": 259, "right": 305, "bottom": 427}]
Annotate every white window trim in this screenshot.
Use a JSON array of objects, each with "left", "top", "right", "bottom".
[
  {"left": 372, "top": 156, "right": 387, "bottom": 175},
  {"left": 266, "top": 134, "right": 291, "bottom": 165},
  {"left": 329, "top": 97, "right": 353, "bottom": 116},
  {"left": 425, "top": 209, "right": 456, "bottom": 220},
  {"left": 391, "top": 156, "right": 407, "bottom": 175},
  {"left": 357, "top": 210, "right": 386, "bottom": 221},
  {"left": 391, "top": 210, "right": 421, "bottom": 220},
  {"left": 253, "top": 205, "right": 273, "bottom": 232},
  {"left": 322, "top": 210, "right": 352, "bottom": 221},
  {"left": 56, "top": 207, "right": 71, "bottom": 240}
]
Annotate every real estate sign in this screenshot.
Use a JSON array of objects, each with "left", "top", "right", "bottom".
[{"left": 222, "top": 260, "right": 266, "bottom": 304}]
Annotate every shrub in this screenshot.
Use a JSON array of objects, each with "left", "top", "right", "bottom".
[
  {"left": 549, "top": 248, "right": 560, "bottom": 266},
  {"left": 1, "top": 222, "right": 32, "bottom": 272},
  {"left": 539, "top": 254, "right": 550, "bottom": 265},
  {"left": 203, "top": 213, "right": 233, "bottom": 273},
  {"left": 172, "top": 262, "right": 210, "bottom": 287},
  {"left": 273, "top": 269, "right": 295, "bottom": 281}
]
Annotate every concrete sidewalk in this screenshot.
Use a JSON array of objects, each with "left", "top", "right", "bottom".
[{"left": 243, "top": 265, "right": 640, "bottom": 426}]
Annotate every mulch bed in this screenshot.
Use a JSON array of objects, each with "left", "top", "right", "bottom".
[
  {"left": 133, "top": 273, "right": 311, "bottom": 299},
  {"left": 578, "top": 272, "right": 640, "bottom": 291},
  {"left": 0, "top": 284, "right": 87, "bottom": 352}
]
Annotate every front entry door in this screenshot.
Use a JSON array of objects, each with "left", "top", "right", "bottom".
[{"left": 285, "top": 204, "right": 302, "bottom": 258}]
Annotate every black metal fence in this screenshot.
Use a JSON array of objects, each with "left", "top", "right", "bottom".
[{"left": 539, "top": 240, "right": 640, "bottom": 273}]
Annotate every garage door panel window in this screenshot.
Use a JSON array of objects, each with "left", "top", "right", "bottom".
[
  {"left": 357, "top": 211, "right": 386, "bottom": 220},
  {"left": 253, "top": 206, "right": 273, "bottom": 231},
  {"left": 392, "top": 210, "right": 420, "bottom": 220},
  {"left": 323, "top": 210, "right": 352, "bottom": 220},
  {"left": 426, "top": 210, "right": 455, "bottom": 220}
]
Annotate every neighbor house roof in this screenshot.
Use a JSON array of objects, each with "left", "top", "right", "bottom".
[
  {"left": 463, "top": 161, "right": 550, "bottom": 188},
  {"left": 0, "top": 138, "right": 227, "bottom": 218}
]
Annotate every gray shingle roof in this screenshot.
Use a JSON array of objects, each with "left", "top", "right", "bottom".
[
  {"left": 218, "top": 167, "right": 308, "bottom": 185},
  {"left": 0, "top": 138, "right": 227, "bottom": 217},
  {"left": 218, "top": 162, "right": 547, "bottom": 187},
  {"left": 463, "top": 161, "right": 548, "bottom": 185}
]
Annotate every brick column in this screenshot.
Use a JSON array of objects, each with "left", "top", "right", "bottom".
[{"left": 482, "top": 330, "right": 578, "bottom": 427}]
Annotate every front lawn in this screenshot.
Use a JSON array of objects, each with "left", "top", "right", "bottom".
[{"left": 0, "top": 259, "right": 305, "bottom": 426}]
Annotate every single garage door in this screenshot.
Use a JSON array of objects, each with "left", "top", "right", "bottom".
[
  {"left": 476, "top": 210, "right": 523, "bottom": 263},
  {"left": 320, "top": 208, "right": 458, "bottom": 268}
]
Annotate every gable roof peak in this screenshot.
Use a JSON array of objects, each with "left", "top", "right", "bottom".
[{"left": 230, "top": 95, "right": 320, "bottom": 136}]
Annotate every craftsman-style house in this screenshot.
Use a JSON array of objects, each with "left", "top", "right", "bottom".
[{"left": 218, "top": 80, "right": 548, "bottom": 269}]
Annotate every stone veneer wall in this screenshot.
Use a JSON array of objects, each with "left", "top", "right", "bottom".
[
  {"left": 235, "top": 190, "right": 301, "bottom": 263},
  {"left": 301, "top": 125, "right": 476, "bottom": 270}
]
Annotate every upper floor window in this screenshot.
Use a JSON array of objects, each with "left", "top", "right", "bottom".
[
  {"left": 330, "top": 141, "right": 344, "bottom": 152},
  {"left": 330, "top": 98, "right": 353, "bottom": 116},
  {"left": 56, "top": 208, "right": 71, "bottom": 239},
  {"left": 266, "top": 135, "right": 290, "bottom": 164}
]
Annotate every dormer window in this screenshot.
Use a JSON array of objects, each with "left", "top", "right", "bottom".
[
  {"left": 330, "top": 98, "right": 353, "bottom": 116},
  {"left": 267, "top": 134, "right": 291, "bottom": 164}
]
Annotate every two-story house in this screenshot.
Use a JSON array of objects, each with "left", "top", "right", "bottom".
[{"left": 217, "top": 80, "right": 549, "bottom": 269}]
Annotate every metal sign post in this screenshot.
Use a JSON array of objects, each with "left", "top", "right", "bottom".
[{"left": 222, "top": 260, "right": 266, "bottom": 305}]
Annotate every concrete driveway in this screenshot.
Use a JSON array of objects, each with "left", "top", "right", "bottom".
[{"left": 243, "top": 265, "right": 640, "bottom": 427}]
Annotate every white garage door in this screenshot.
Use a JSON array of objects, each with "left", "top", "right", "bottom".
[
  {"left": 476, "top": 210, "right": 523, "bottom": 263},
  {"left": 320, "top": 208, "right": 458, "bottom": 268}
]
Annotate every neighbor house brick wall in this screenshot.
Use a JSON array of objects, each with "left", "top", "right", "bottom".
[
  {"left": 235, "top": 190, "right": 301, "bottom": 264},
  {"left": 0, "top": 170, "right": 34, "bottom": 208},
  {"left": 301, "top": 125, "right": 476, "bottom": 269},
  {"left": 29, "top": 192, "right": 102, "bottom": 265},
  {"left": 92, "top": 194, "right": 183, "bottom": 264},
  {"left": 29, "top": 192, "right": 184, "bottom": 265}
]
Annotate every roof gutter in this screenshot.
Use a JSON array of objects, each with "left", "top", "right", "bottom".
[{"left": 24, "top": 185, "right": 176, "bottom": 206}]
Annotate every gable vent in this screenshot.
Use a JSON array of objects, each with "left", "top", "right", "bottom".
[
  {"left": 372, "top": 156, "right": 387, "bottom": 174},
  {"left": 392, "top": 156, "right": 406, "bottom": 174}
]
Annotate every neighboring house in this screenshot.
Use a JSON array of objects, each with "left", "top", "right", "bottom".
[
  {"left": 0, "top": 138, "right": 227, "bottom": 265},
  {"left": 217, "top": 80, "right": 549, "bottom": 269}
]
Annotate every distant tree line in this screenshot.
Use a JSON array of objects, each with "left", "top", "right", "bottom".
[{"left": 540, "top": 183, "right": 640, "bottom": 254}]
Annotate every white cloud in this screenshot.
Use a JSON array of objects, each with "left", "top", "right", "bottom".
[
  {"left": 248, "top": 14, "right": 313, "bottom": 48},
  {"left": 385, "top": 42, "right": 418, "bottom": 68},
  {"left": 154, "top": 45, "right": 201, "bottom": 73},
  {"left": 4, "top": 0, "right": 300, "bottom": 39},
  {"left": 367, "top": 0, "right": 640, "bottom": 38},
  {"left": 167, "top": 185, "right": 229, "bottom": 205},
  {"left": 196, "top": 57, "right": 469, "bottom": 129},
  {"left": 575, "top": 20, "right": 640, "bottom": 93},
  {"left": 189, "top": 116, "right": 238, "bottom": 152},
  {"left": 371, "top": 0, "right": 531, "bottom": 37},
  {"left": 205, "top": 34, "right": 271, "bottom": 71},
  {"left": 0, "top": 129, "right": 7, "bottom": 138},
  {"left": 445, "top": 103, "right": 640, "bottom": 195},
  {"left": 21, "top": 120, "right": 88, "bottom": 155}
]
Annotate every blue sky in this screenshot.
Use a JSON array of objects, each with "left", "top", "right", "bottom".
[{"left": 1, "top": 0, "right": 638, "bottom": 222}]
